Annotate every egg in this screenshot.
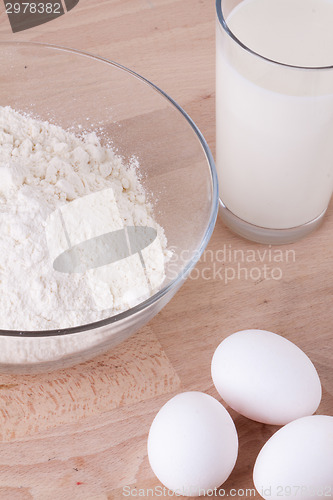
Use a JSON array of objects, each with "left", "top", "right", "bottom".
[
  {"left": 253, "top": 415, "right": 333, "bottom": 499},
  {"left": 147, "top": 391, "right": 238, "bottom": 496},
  {"left": 211, "top": 329, "right": 321, "bottom": 425}
]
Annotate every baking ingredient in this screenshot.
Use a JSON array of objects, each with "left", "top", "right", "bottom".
[
  {"left": 147, "top": 391, "right": 238, "bottom": 497},
  {"left": 227, "top": 0, "right": 333, "bottom": 67},
  {"left": 211, "top": 329, "right": 321, "bottom": 425},
  {"left": 0, "top": 106, "right": 168, "bottom": 332},
  {"left": 45, "top": 188, "right": 165, "bottom": 312},
  {"left": 253, "top": 415, "right": 333, "bottom": 499},
  {"left": 216, "top": 0, "right": 333, "bottom": 229}
]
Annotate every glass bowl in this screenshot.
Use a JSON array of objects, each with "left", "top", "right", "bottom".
[{"left": 0, "top": 42, "right": 218, "bottom": 373}]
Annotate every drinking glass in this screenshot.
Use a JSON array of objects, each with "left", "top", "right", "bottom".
[{"left": 216, "top": 0, "right": 333, "bottom": 244}]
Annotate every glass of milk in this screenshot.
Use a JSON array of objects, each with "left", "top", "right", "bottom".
[{"left": 216, "top": 0, "right": 333, "bottom": 244}]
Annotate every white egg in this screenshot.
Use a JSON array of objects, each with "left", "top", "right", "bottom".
[
  {"left": 253, "top": 415, "right": 333, "bottom": 499},
  {"left": 147, "top": 391, "right": 238, "bottom": 497},
  {"left": 211, "top": 329, "right": 322, "bottom": 425}
]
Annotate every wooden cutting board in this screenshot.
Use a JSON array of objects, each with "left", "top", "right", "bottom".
[{"left": 0, "top": 1, "right": 332, "bottom": 498}]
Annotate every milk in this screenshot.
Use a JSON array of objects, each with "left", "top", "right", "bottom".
[{"left": 216, "top": 0, "right": 333, "bottom": 229}]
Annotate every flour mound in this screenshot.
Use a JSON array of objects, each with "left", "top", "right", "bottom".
[{"left": 0, "top": 106, "right": 168, "bottom": 331}]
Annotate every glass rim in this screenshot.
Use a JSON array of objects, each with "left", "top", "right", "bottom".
[
  {"left": 0, "top": 41, "right": 219, "bottom": 338},
  {"left": 216, "top": 0, "right": 333, "bottom": 70}
]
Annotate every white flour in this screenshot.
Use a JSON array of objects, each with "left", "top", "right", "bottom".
[{"left": 0, "top": 106, "right": 168, "bottom": 335}]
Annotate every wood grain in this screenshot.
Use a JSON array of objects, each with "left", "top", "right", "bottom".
[
  {"left": 0, "top": 0, "right": 332, "bottom": 499},
  {"left": 0, "top": 329, "right": 181, "bottom": 442}
]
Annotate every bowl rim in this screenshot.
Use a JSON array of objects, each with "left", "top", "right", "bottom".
[{"left": 0, "top": 41, "right": 218, "bottom": 338}]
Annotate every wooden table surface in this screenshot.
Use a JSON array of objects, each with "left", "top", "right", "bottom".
[{"left": 0, "top": 1, "right": 332, "bottom": 499}]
